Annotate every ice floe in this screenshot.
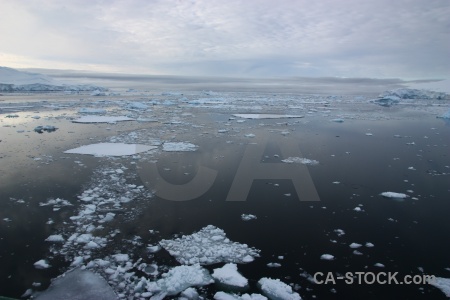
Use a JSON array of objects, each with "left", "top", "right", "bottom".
[
  {"left": 241, "top": 214, "right": 257, "bottom": 221},
  {"left": 72, "top": 115, "right": 134, "bottom": 123},
  {"left": 64, "top": 142, "right": 157, "bottom": 156},
  {"left": 215, "top": 292, "right": 268, "bottom": 300},
  {"left": 281, "top": 157, "right": 319, "bottom": 165},
  {"left": 34, "top": 259, "right": 51, "bottom": 269},
  {"left": 429, "top": 277, "right": 450, "bottom": 297},
  {"left": 159, "top": 225, "right": 260, "bottom": 265},
  {"left": 78, "top": 107, "right": 107, "bottom": 114},
  {"left": 258, "top": 278, "right": 302, "bottom": 300},
  {"left": 162, "top": 142, "right": 198, "bottom": 152},
  {"left": 380, "top": 192, "right": 409, "bottom": 199},
  {"left": 233, "top": 114, "right": 304, "bottom": 119},
  {"left": 212, "top": 263, "right": 249, "bottom": 288},
  {"left": 34, "top": 268, "right": 118, "bottom": 300},
  {"left": 320, "top": 254, "right": 335, "bottom": 261}
]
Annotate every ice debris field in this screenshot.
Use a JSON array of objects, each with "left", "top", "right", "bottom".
[{"left": 1, "top": 68, "right": 450, "bottom": 299}]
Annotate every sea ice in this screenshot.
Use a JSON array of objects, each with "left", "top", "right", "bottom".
[
  {"left": 159, "top": 225, "right": 260, "bottom": 265},
  {"left": 212, "top": 263, "right": 248, "bottom": 288},
  {"left": 153, "top": 265, "right": 214, "bottom": 296},
  {"left": 241, "top": 214, "right": 257, "bottom": 221},
  {"left": 214, "top": 292, "right": 268, "bottom": 300},
  {"left": 233, "top": 114, "right": 304, "bottom": 119},
  {"left": 64, "top": 142, "right": 157, "bottom": 156},
  {"left": 258, "top": 278, "right": 302, "bottom": 300},
  {"left": 72, "top": 116, "right": 134, "bottom": 123},
  {"left": 34, "top": 259, "right": 51, "bottom": 269},
  {"left": 162, "top": 142, "right": 198, "bottom": 152},
  {"left": 34, "top": 268, "right": 118, "bottom": 300},
  {"left": 438, "top": 109, "right": 450, "bottom": 119},
  {"left": 429, "top": 277, "right": 450, "bottom": 297},
  {"left": 45, "top": 235, "right": 65, "bottom": 243},
  {"left": 281, "top": 157, "right": 319, "bottom": 165},
  {"left": 349, "top": 243, "right": 362, "bottom": 249},
  {"left": 320, "top": 254, "right": 335, "bottom": 261},
  {"left": 380, "top": 192, "right": 409, "bottom": 199}
]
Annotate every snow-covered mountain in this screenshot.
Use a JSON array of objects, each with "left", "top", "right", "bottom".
[{"left": 0, "top": 67, "right": 107, "bottom": 92}]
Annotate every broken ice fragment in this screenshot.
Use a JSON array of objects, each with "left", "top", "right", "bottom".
[
  {"left": 258, "top": 277, "right": 301, "bottom": 300},
  {"left": 64, "top": 143, "right": 157, "bottom": 156},
  {"left": 159, "top": 225, "right": 260, "bottom": 265}
]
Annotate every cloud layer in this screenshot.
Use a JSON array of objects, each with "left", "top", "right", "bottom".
[{"left": 0, "top": 0, "right": 449, "bottom": 78}]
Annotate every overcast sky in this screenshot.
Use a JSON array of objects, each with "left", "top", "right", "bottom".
[{"left": 0, "top": 0, "right": 449, "bottom": 79}]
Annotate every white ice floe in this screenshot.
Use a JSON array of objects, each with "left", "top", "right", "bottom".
[
  {"left": 267, "top": 263, "right": 282, "bottom": 268},
  {"left": 365, "top": 242, "right": 375, "bottom": 247},
  {"left": 39, "top": 198, "right": 72, "bottom": 210},
  {"left": 153, "top": 265, "right": 214, "bottom": 297},
  {"left": 233, "top": 114, "right": 304, "bottom": 119},
  {"left": 45, "top": 235, "right": 65, "bottom": 243},
  {"left": 162, "top": 142, "right": 198, "bottom": 152},
  {"left": 241, "top": 214, "right": 257, "bottom": 221},
  {"left": 281, "top": 157, "right": 319, "bottom": 165},
  {"left": 429, "top": 277, "right": 450, "bottom": 297},
  {"left": 72, "top": 115, "right": 134, "bottom": 123},
  {"left": 320, "top": 254, "right": 335, "bottom": 261},
  {"left": 258, "top": 277, "right": 302, "bottom": 300},
  {"left": 212, "top": 263, "right": 248, "bottom": 288},
  {"left": 34, "top": 259, "right": 51, "bottom": 269},
  {"left": 349, "top": 243, "right": 362, "bottom": 249},
  {"left": 64, "top": 142, "right": 157, "bottom": 156},
  {"left": 33, "top": 268, "right": 117, "bottom": 300},
  {"left": 214, "top": 292, "right": 268, "bottom": 300},
  {"left": 159, "top": 225, "right": 260, "bottom": 265},
  {"left": 380, "top": 192, "right": 409, "bottom": 199},
  {"left": 374, "top": 263, "right": 385, "bottom": 268},
  {"left": 334, "top": 229, "right": 345, "bottom": 237}
]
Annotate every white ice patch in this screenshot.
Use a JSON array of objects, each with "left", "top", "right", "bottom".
[
  {"left": 34, "top": 259, "right": 51, "bottom": 269},
  {"left": 349, "top": 243, "right": 362, "bottom": 249},
  {"left": 258, "top": 277, "right": 302, "bottom": 300},
  {"left": 380, "top": 192, "right": 409, "bottom": 199},
  {"left": 281, "top": 157, "right": 319, "bottom": 165},
  {"left": 320, "top": 254, "right": 335, "bottom": 261},
  {"left": 72, "top": 116, "right": 134, "bottom": 123},
  {"left": 212, "top": 263, "right": 248, "bottom": 288},
  {"left": 429, "top": 277, "right": 450, "bottom": 297},
  {"left": 233, "top": 114, "right": 304, "bottom": 119},
  {"left": 241, "top": 214, "right": 257, "bottom": 221},
  {"left": 64, "top": 143, "right": 157, "bottom": 156},
  {"left": 162, "top": 142, "right": 198, "bottom": 152},
  {"left": 159, "top": 225, "right": 260, "bottom": 265},
  {"left": 214, "top": 292, "right": 268, "bottom": 300},
  {"left": 45, "top": 235, "right": 65, "bottom": 243},
  {"left": 154, "top": 265, "right": 214, "bottom": 296}
]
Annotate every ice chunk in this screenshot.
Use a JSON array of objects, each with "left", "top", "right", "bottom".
[
  {"left": 162, "top": 142, "right": 198, "bottom": 152},
  {"left": 331, "top": 118, "right": 344, "bottom": 123},
  {"left": 320, "top": 254, "right": 335, "bottom": 261},
  {"left": 429, "top": 277, "right": 450, "bottom": 297},
  {"left": 349, "top": 243, "right": 362, "bottom": 249},
  {"left": 125, "top": 102, "right": 149, "bottom": 110},
  {"left": 233, "top": 114, "right": 304, "bottom": 119},
  {"left": 159, "top": 225, "right": 260, "bottom": 265},
  {"left": 380, "top": 192, "right": 409, "bottom": 199},
  {"left": 154, "top": 265, "right": 213, "bottom": 296},
  {"left": 34, "top": 125, "right": 57, "bottom": 133},
  {"left": 64, "top": 143, "right": 157, "bottom": 156},
  {"left": 34, "top": 268, "right": 118, "bottom": 299},
  {"left": 438, "top": 109, "right": 450, "bottom": 119},
  {"left": 281, "top": 157, "right": 319, "bottom": 165},
  {"left": 72, "top": 116, "right": 134, "bottom": 123},
  {"left": 214, "top": 292, "right": 268, "bottom": 300},
  {"left": 45, "top": 235, "right": 65, "bottom": 243},
  {"left": 34, "top": 259, "right": 51, "bottom": 269},
  {"left": 258, "top": 278, "right": 302, "bottom": 300},
  {"left": 241, "top": 214, "right": 257, "bottom": 221},
  {"left": 180, "top": 287, "right": 200, "bottom": 299},
  {"left": 212, "top": 263, "right": 248, "bottom": 288}
]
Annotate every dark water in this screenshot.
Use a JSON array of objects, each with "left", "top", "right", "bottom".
[{"left": 0, "top": 98, "right": 449, "bottom": 299}]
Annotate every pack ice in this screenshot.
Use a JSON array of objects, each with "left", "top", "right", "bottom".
[{"left": 159, "top": 225, "right": 260, "bottom": 265}]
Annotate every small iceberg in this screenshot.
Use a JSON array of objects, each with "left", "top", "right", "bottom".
[{"left": 258, "top": 278, "right": 302, "bottom": 300}]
